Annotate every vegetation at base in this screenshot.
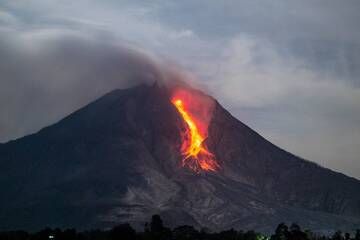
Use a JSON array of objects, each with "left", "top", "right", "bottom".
[{"left": 1, "top": 215, "right": 360, "bottom": 240}]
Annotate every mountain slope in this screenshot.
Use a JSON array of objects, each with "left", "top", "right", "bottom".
[{"left": 0, "top": 84, "right": 359, "bottom": 233}]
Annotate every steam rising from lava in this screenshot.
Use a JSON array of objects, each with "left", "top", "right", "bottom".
[{"left": 171, "top": 88, "right": 219, "bottom": 172}]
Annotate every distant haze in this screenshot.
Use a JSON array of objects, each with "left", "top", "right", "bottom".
[{"left": 0, "top": 0, "right": 359, "bottom": 179}]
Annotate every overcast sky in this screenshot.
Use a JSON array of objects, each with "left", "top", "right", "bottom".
[{"left": 0, "top": 0, "right": 359, "bottom": 179}]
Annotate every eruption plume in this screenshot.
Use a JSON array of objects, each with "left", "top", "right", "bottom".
[{"left": 171, "top": 88, "right": 219, "bottom": 172}]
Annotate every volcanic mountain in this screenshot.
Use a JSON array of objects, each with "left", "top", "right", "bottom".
[{"left": 0, "top": 83, "right": 360, "bottom": 233}]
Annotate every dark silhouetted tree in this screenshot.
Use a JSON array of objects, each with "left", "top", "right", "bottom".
[
  {"left": 289, "top": 223, "right": 308, "bottom": 240},
  {"left": 271, "top": 223, "right": 289, "bottom": 240},
  {"left": 217, "top": 228, "right": 238, "bottom": 240},
  {"left": 62, "top": 228, "right": 77, "bottom": 240},
  {"left": 355, "top": 230, "right": 360, "bottom": 240},
  {"left": 151, "top": 215, "right": 164, "bottom": 233},
  {"left": 0, "top": 217, "right": 354, "bottom": 240},
  {"left": 148, "top": 214, "right": 171, "bottom": 240},
  {"left": 244, "top": 230, "right": 258, "bottom": 240},
  {"left": 332, "top": 231, "right": 344, "bottom": 240},
  {"left": 173, "top": 225, "right": 199, "bottom": 240},
  {"left": 110, "top": 223, "right": 136, "bottom": 240}
]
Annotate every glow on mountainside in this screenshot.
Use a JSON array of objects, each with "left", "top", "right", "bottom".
[{"left": 172, "top": 98, "right": 219, "bottom": 172}]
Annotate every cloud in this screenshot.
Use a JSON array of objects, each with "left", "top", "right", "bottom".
[
  {"left": 213, "top": 35, "right": 360, "bottom": 108},
  {"left": 0, "top": 24, "right": 201, "bottom": 143},
  {"left": 0, "top": 10, "right": 18, "bottom": 25},
  {"left": 208, "top": 35, "right": 360, "bottom": 178},
  {"left": 0, "top": 28, "right": 164, "bottom": 142}
]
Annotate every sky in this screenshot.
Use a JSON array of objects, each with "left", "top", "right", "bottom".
[{"left": 0, "top": 0, "right": 359, "bottom": 179}]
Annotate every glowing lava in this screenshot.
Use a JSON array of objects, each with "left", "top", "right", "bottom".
[{"left": 172, "top": 98, "right": 219, "bottom": 172}]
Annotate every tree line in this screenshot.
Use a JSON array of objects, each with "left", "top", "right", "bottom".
[{"left": 1, "top": 215, "right": 359, "bottom": 240}]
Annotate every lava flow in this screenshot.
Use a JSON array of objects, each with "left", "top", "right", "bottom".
[{"left": 172, "top": 96, "right": 219, "bottom": 172}]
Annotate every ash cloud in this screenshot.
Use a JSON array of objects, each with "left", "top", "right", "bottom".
[
  {"left": 0, "top": 30, "right": 165, "bottom": 142},
  {"left": 0, "top": 26, "right": 203, "bottom": 143}
]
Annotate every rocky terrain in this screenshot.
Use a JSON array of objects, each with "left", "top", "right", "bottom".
[{"left": 0, "top": 83, "right": 360, "bottom": 233}]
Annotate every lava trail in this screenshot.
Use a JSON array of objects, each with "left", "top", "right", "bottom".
[{"left": 172, "top": 97, "right": 219, "bottom": 172}]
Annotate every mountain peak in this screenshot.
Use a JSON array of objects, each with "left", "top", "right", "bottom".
[{"left": 0, "top": 84, "right": 360, "bottom": 232}]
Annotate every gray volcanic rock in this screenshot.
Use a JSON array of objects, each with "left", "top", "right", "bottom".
[{"left": 0, "top": 83, "right": 359, "bottom": 233}]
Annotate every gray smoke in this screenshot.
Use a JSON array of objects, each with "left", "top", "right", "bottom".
[{"left": 0, "top": 31, "right": 166, "bottom": 142}]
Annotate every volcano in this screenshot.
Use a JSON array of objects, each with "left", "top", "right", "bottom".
[{"left": 0, "top": 83, "right": 360, "bottom": 233}]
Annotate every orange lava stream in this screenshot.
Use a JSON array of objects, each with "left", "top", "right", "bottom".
[{"left": 172, "top": 99, "right": 219, "bottom": 172}]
